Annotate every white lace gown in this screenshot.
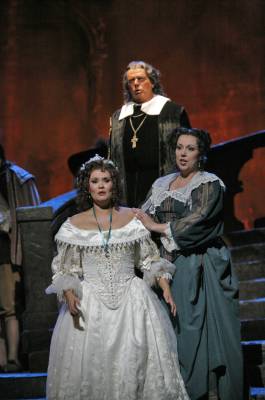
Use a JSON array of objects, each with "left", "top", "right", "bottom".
[{"left": 46, "top": 217, "right": 189, "bottom": 400}]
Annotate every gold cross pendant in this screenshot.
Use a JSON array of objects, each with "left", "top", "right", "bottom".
[{"left": 131, "top": 135, "right": 138, "bottom": 149}]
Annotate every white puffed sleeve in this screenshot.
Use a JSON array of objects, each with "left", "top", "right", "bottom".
[
  {"left": 45, "top": 241, "right": 83, "bottom": 302},
  {"left": 136, "top": 234, "right": 176, "bottom": 287}
]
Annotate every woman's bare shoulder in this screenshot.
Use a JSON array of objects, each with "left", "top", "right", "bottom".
[
  {"left": 118, "top": 206, "right": 134, "bottom": 218},
  {"left": 69, "top": 210, "right": 94, "bottom": 229},
  {"left": 112, "top": 207, "right": 135, "bottom": 228}
]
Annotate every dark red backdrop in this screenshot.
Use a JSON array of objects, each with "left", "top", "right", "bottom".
[{"left": 0, "top": 0, "right": 264, "bottom": 228}]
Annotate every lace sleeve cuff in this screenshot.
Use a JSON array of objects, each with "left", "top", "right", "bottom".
[
  {"left": 160, "top": 222, "right": 180, "bottom": 252},
  {"left": 45, "top": 274, "right": 83, "bottom": 302},
  {"left": 143, "top": 258, "right": 176, "bottom": 287}
]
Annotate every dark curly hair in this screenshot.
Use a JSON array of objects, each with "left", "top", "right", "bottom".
[
  {"left": 122, "top": 61, "right": 166, "bottom": 103},
  {"left": 75, "top": 157, "right": 121, "bottom": 211},
  {"left": 168, "top": 127, "right": 212, "bottom": 170}
]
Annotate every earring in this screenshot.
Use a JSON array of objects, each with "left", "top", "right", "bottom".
[
  {"left": 198, "top": 156, "right": 206, "bottom": 170},
  {"left": 86, "top": 192, "right": 93, "bottom": 204}
]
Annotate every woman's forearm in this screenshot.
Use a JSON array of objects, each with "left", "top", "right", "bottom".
[
  {"left": 157, "top": 276, "right": 170, "bottom": 291},
  {"left": 150, "top": 222, "right": 168, "bottom": 234}
]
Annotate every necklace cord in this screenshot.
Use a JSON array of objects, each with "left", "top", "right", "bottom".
[{"left": 92, "top": 206, "right": 113, "bottom": 250}]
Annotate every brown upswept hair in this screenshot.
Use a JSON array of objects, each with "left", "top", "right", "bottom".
[{"left": 75, "top": 157, "right": 121, "bottom": 211}]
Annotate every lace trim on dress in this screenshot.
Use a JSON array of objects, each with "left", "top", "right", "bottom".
[
  {"left": 46, "top": 275, "right": 83, "bottom": 302},
  {"left": 143, "top": 260, "right": 175, "bottom": 287},
  {"left": 142, "top": 171, "right": 225, "bottom": 214},
  {"left": 55, "top": 233, "right": 151, "bottom": 253},
  {"left": 55, "top": 218, "right": 150, "bottom": 248},
  {"left": 137, "top": 236, "right": 176, "bottom": 286},
  {"left": 45, "top": 242, "right": 84, "bottom": 301}
]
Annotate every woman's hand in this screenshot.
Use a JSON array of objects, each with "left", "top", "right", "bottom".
[
  {"left": 64, "top": 289, "right": 81, "bottom": 315},
  {"left": 163, "top": 287, "right": 177, "bottom": 317},
  {"left": 132, "top": 208, "right": 156, "bottom": 231},
  {"left": 132, "top": 208, "right": 167, "bottom": 233},
  {"left": 158, "top": 277, "right": 177, "bottom": 317}
]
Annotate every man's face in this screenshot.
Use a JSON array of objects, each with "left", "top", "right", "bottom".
[{"left": 126, "top": 68, "right": 154, "bottom": 103}]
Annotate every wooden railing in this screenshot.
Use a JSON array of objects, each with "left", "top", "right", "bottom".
[{"left": 206, "top": 130, "right": 265, "bottom": 231}]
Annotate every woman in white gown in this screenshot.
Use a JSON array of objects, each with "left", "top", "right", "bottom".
[{"left": 46, "top": 155, "right": 189, "bottom": 400}]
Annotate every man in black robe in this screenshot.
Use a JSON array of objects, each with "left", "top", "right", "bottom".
[{"left": 110, "top": 60, "right": 191, "bottom": 206}]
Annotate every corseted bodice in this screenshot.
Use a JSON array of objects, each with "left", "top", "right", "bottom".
[
  {"left": 51, "top": 218, "right": 154, "bottom": 309},
  {"left": 81, "top": 243, "right": 137, "bottom": 309}
]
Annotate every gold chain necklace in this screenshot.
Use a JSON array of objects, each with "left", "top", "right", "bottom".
[
  {"left": 129, "top": 114, "right": 147, "bottom": 149},
  {"left": 131, "top": 112, "right": 145, "bottom": 118}
]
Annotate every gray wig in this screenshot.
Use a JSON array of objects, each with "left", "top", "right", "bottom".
[{"left": 122, "top": 61, "right": 166, "bottom": 103}]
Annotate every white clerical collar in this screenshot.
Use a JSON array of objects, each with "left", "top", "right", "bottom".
[{"left": 118, "top": 95, "right": 170, "bottom": 120}]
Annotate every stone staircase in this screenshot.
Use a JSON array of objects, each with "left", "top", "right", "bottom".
[
  {"left": 227, "top": 228, "right": 265, "bottom": 400},
  {"left": 0, "top": 228, "right": 264, "bottom": 399},
  {"left": 0, "top": 372, "right": 46, "bottom": 400}
]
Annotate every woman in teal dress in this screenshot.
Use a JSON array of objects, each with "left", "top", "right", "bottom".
[{"left": 135, "top": 127, "right": 243, "bottom": 400}]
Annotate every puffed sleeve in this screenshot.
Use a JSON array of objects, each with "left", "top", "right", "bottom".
[
  {"left": 165, "top": 180, "right": 224, "bottom": 251},
  {"left": 136, "top": 233, "right": 176, "bottom": 287},
  {"left": 45, "top": 241, "right": 84, "bottom": 302}
]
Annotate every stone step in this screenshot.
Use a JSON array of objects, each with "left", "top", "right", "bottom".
[
  {"left": 250, "top": 387, "right": 265, "bottom": 400},
  {"left": 0, "top": 372, "right": 46, "bottom": 399},
  {"left": 241, "top": 319, "right": 265, "bottom": 341},
  {"left": 234, "top": 260, "right": 265, "bottom": 281},
  {"left": 28, "top": 350, "right": 49, "bottom": 372},
  {"left": 231, "top": 243, "right": 265, "bottom": 264},
  {"left": 242, "top": 340, "right": 265, "bottom": 365},
  {"left": 243, "top": 340, "right": 265, "bottom": 396},
  {"left": 225, "top": 228, "right": 265, "bottom": 247},
  {"left": 240, "top": 297, "right": 265, "bottom": 319},
  {"left": 246, "top": 364, "right": 265, "bottom": 387},
  {"left": 240, "top": 278, "right": 265, "bottom": 300}
]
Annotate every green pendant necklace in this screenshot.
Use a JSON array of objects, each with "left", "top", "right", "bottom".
[{"left": 93, "top": 206, "right": 113, "bottom": 252}]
